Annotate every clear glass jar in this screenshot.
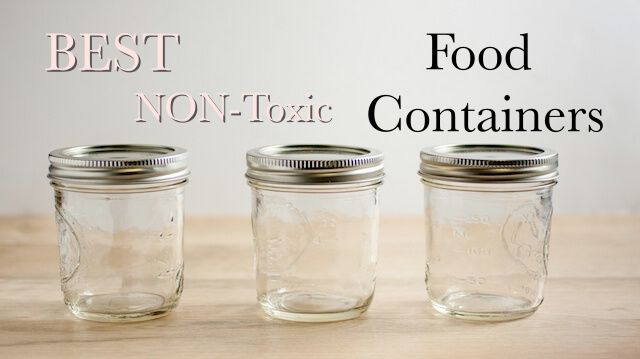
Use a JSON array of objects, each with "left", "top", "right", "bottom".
[
  {"left": 48, "top": 145, "right": 189, "bottom": 322},
  {"left": 419, "top": 144, "right": 558, "bottom": 321},
  {"left": 246, "top": 145, "right": 384, "bottom": 322}
]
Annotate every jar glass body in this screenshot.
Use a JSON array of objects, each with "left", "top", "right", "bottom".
[
  {"left": 423, "top": 182, "right": 553, "bottom": 320},
  {"left": 251, "top": 186, "right": 379, "bottom": 322},
  {"left": 53, "top": 185, "right": 185, "bottom": 322}
]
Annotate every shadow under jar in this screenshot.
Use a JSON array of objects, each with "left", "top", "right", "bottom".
[
  {"left": 419, "top": 144, "right": 559, "bottom": 321},
  {"left": 48, "top": 145, "right": 189, "bottom": 322},
  {"left": 246, "top": 145, "right": 384, "bottom": 322}
]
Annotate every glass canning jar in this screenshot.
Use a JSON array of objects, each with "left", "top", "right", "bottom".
[
  {"left": 419, "top": 144, "right": 559, "bottom": 321},
  {"left": 246, "top": 144, "right": 384, "bottom": 322},
  {"left": 48, "top": 145, "right": 189, "bottom": 322}
]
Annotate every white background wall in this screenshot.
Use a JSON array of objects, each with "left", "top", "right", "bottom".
[{"left": 1, "top": 0, "right": 638, "bottom": 215}]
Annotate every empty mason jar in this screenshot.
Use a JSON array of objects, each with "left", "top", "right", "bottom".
[
  {"left": 419, "top": 144, "right": 558, "bottom": 321},
  {"left": 246, "top": 145, "right": 384, "bottom": 322},
  {"left": 48, "top": 145, "right": 189, "bottom": 322}
]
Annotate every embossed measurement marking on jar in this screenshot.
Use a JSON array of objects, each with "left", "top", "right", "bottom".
[
  {"left": 466, "top": 247, "right": 492, "bottom": 256},
  {"left": 453, "top": 276, "right": 487, "bottom": 285},
  {"left": 452, "top": 226, "right": 468, "bottom": 240},
  {"left": 468, "top": 215, "right": 491, "bottom": 224}
]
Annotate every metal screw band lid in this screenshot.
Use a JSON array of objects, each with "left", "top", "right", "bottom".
[
  {"left": 48, "top": 144, "right": 189, "bottom": 187},
  {"left": 419, "top": 144, "right": 559, "bottom": 184},
  {"left": 246, "top": 144, "right": 384, "bottom": 189}
]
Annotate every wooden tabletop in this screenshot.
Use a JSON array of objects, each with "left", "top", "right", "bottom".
[{"left": 0, "top": 215, "right": 638, "bottom": 358}]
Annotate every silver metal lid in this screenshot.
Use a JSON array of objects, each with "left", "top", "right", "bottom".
[
  {"left": 246, "top": 144, "right": 384, "bottom": 190},
  {"left": 49, "top": 144, "right": 189, "bottom": 188},
  {"left": 419, "top": 144, "right": 559, "bottom": 184}
]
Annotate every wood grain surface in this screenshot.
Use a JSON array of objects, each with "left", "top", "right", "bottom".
[{"left": 0, "top": 215, "right": 638, "bottom": 358}]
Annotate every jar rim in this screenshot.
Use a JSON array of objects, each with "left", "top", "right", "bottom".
[
  {"left": 246, "top": 144, "right": 384, "bottom": 189},
  {"left": 48, "top": 144, "right": 189, "bottom": 188},
  {"left": 419, "top": 144, "right": 559, "bottom": 185}
]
